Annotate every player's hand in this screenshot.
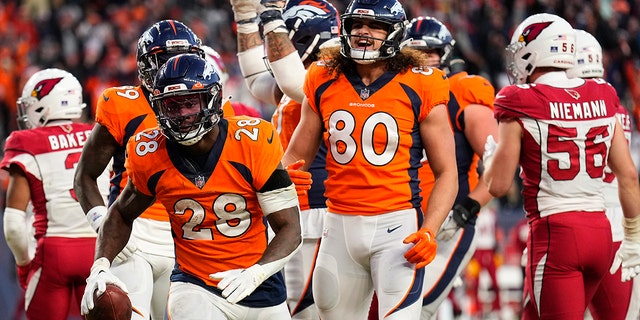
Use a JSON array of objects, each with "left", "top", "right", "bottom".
[
  {"left": 209, "top": 264, "right": 267, "bottom": 304},
  {"left": 113, "top": 238, "right": 138, "bottom": 265},
  {"left": 436, "top": 197, "right": 481, "bottom": 241},
  {"left": 259, "top": 0, "right": 287, "bottom": 34},
  {"left": 609, "top": 239, "right": 640, "bottom": 281},
  {"left": 403, "top": 228, "right": 437, "bottom": 269},
  {"left": 16, "top": 263, "right": 29, "bottom": 290},
  {"left": 286, "top": 160, "right": 312, "bottom": 197},
  {"left": 482, "top": 135, "right": 498, "bottom": 170},
  {"left": 81, "top": 257, "right": 128, "bottom": 315},
  {"left": 231, "top": 0, "right": 260, "bottom": 22}
]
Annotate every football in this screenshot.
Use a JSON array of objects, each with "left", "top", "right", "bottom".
[{"left": 85, "top": 284, "right": 132, "bottom": 320}]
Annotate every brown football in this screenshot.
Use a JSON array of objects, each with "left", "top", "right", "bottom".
[{"left": 85, "top": 284, "right": 132, "bottom": 320}]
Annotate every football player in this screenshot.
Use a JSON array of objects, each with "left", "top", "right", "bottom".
[
  {"left": 2, "top": 68, "right": 110, "bottom": 319},
  {"left": 74, "top": 19, "right": 208, "bottom": 320},
  {"left": 483, "top": 13, "right": 640, "bottom": 318},
  {"left": 281, "top": 0, "right": 458, "bottom": 318},
  {"left": 231, "top": 0, "right": 338, "bottom": 318},
  {"left": 80, "top": 53, "right": 302, "bottom": 319}
]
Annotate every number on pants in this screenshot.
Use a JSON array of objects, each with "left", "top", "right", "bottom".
[{"left": 328, "top": 110, "right": 399, "bottom": 166}]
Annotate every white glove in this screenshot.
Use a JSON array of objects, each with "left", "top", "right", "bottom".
[
  {"left": 231, "top": 0, "right": 260, "bottom": 22},
  {"left": 209, "top": 264, "right": 267, "bottom": 304},
  {"left": 483, "top": 135, "right": 498, "bottom": 170},
  {"left": 81, "top": 257, "right": 129, "bottom": 315},
  {"left": 113, "top": 238, "right": 138, "bottom": 265},
  {"left": 436, "top": 210, "right": 461, "bottom": 241},
  {"left": 609, "top": 240, "right": 640, "bottom": 282}
]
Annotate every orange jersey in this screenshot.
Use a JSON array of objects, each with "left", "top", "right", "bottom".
[
  {"left": 96, "top": 85, "right": 168, "bottom": 221},
  {"left": 304, "top": 62, "right": 449, "bottom": 215},
  {"left": 125, "top": 117, "right": 283, "bottom": 286},
  {"left": 273, "top": 95, "right": 327, "bottom": 210},
  {"left": 96, "top": 86, "right": 235, "bottom": 222},
  {"left": 419, "top": 71, "right": 495, "bottom": 210}
]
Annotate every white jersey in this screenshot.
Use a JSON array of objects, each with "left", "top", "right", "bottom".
[
  {"left": 1, "top": 123, "right": 110, "bottom": 238},
  {"left": 494, "top": 72, "right": 620, "bottom": 219}
]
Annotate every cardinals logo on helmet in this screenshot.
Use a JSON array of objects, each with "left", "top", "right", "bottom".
[
  {"left": 31, "top": 78, "right": 63, "bottom": 100},
  {"left": 519, "top": 22, "right": 552, "bottom": 45}
]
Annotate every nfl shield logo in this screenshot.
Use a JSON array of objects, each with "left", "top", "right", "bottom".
[
  {"left": 360, "top": 88, "right": 370, "bottom": 100},
  {"left": 195, "top": 175, "right": 205, "bottom": 189}
]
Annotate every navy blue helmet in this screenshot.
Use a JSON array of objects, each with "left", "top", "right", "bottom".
[
  {"left": 340, "top": 0, "right": 407, "bottom": 63},
  {"left": 404, "top": 16, "right": 455, "bottom": 68},
  {"left": 137, "top": 20, "right": 203, "bottom": 91},
  {"left": 283, "top": 0, "right": 340, "bottom": 62},
  {"left": 151, "top": 53, "right": 222, "bottom": 146}
]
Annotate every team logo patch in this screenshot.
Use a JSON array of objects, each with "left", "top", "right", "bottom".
[
  {"left": 564, "top": 89, "right": 580, "bottom": 100},
  {"left": 519, "top": 22, "right": 552, "bottom": 45},
  {"left": 31, "top": 77, "right": 63, "bottom": 100}
]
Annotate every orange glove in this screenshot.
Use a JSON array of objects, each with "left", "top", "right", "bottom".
[
  {"left": 16, "top": 264, "right": 29, "bottom": 290},
  {"left": 286, "top": 160, "right": 312, "bottom": 197},
  {"left": 403, "top": 228, "right": 437, "bottom": 269}
]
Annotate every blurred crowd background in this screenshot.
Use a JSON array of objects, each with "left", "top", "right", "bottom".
[{"left": 1, "top": 0, "right": 640, "bottom": 318}]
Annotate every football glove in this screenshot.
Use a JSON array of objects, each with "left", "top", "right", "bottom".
[
  {"left": 210, "top": 264, "right": 267, "bottom": 304},
  {"left": 286, "top": 160, "right": 312, "bottom": 197},
  {"left": 436, "top": 197, "right": 481, "bottom": 241},
  {"left": 610, "top": 239, "right": 640, "bottom": 281},
  {"left": 81, "top": 257, "right": 128, "bottom": 315},
  {"left": 403, "top": 228, "right": 437, "bottom": 269}
]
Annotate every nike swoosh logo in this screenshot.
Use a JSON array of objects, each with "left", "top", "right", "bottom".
[
  {"left": 495, "top": 94, "right": 506, "bottom": 100},
  {"left": 102, "top": 94, "right": 110, "bottom": 102},
  {"left": 267, "top": 131, "right": 274, "bottom": 144},
  {"left": 387, "top": 225, "right": 402, "bottom": 233}
]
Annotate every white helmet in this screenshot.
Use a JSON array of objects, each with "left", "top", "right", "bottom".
[
  {"left": 566, "top": 29, "right": 603, "bottom": 79},
  {"left": 202, "top": 45, "right": 229, "bottom": 89},
  {"left": 17, "top": 68, "right": 85, "bottom": 129},
  {"left": 506, "top": 13, "right": 575, "bottom": 84}
]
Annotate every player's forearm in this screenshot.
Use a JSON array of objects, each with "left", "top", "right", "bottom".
[
  {"left": 238, "top": 31, "right": 263, "bottom": 52},
  {"left": 423, "top": 170, "right": 458, "bottom": 231},
  {"left": 260, "top": 207, "right": 302, "bottom": 267},
  {"left": 95, "top": 205, "right": 133, "bottom": 261}
]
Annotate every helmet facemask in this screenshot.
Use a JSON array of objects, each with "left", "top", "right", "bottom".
[{"left": 153, "top": 83, "right": 222, "bottom": 146}]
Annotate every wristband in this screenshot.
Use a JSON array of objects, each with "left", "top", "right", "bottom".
[
  {"left": 623, "top": 215, "right": 640, "bottom": 241},
  {"left": 236, "top": 20, "right": 260, "bottom": 34},
  {"left": 86, "top": 205, "right": 107, "bottom": 232}
]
